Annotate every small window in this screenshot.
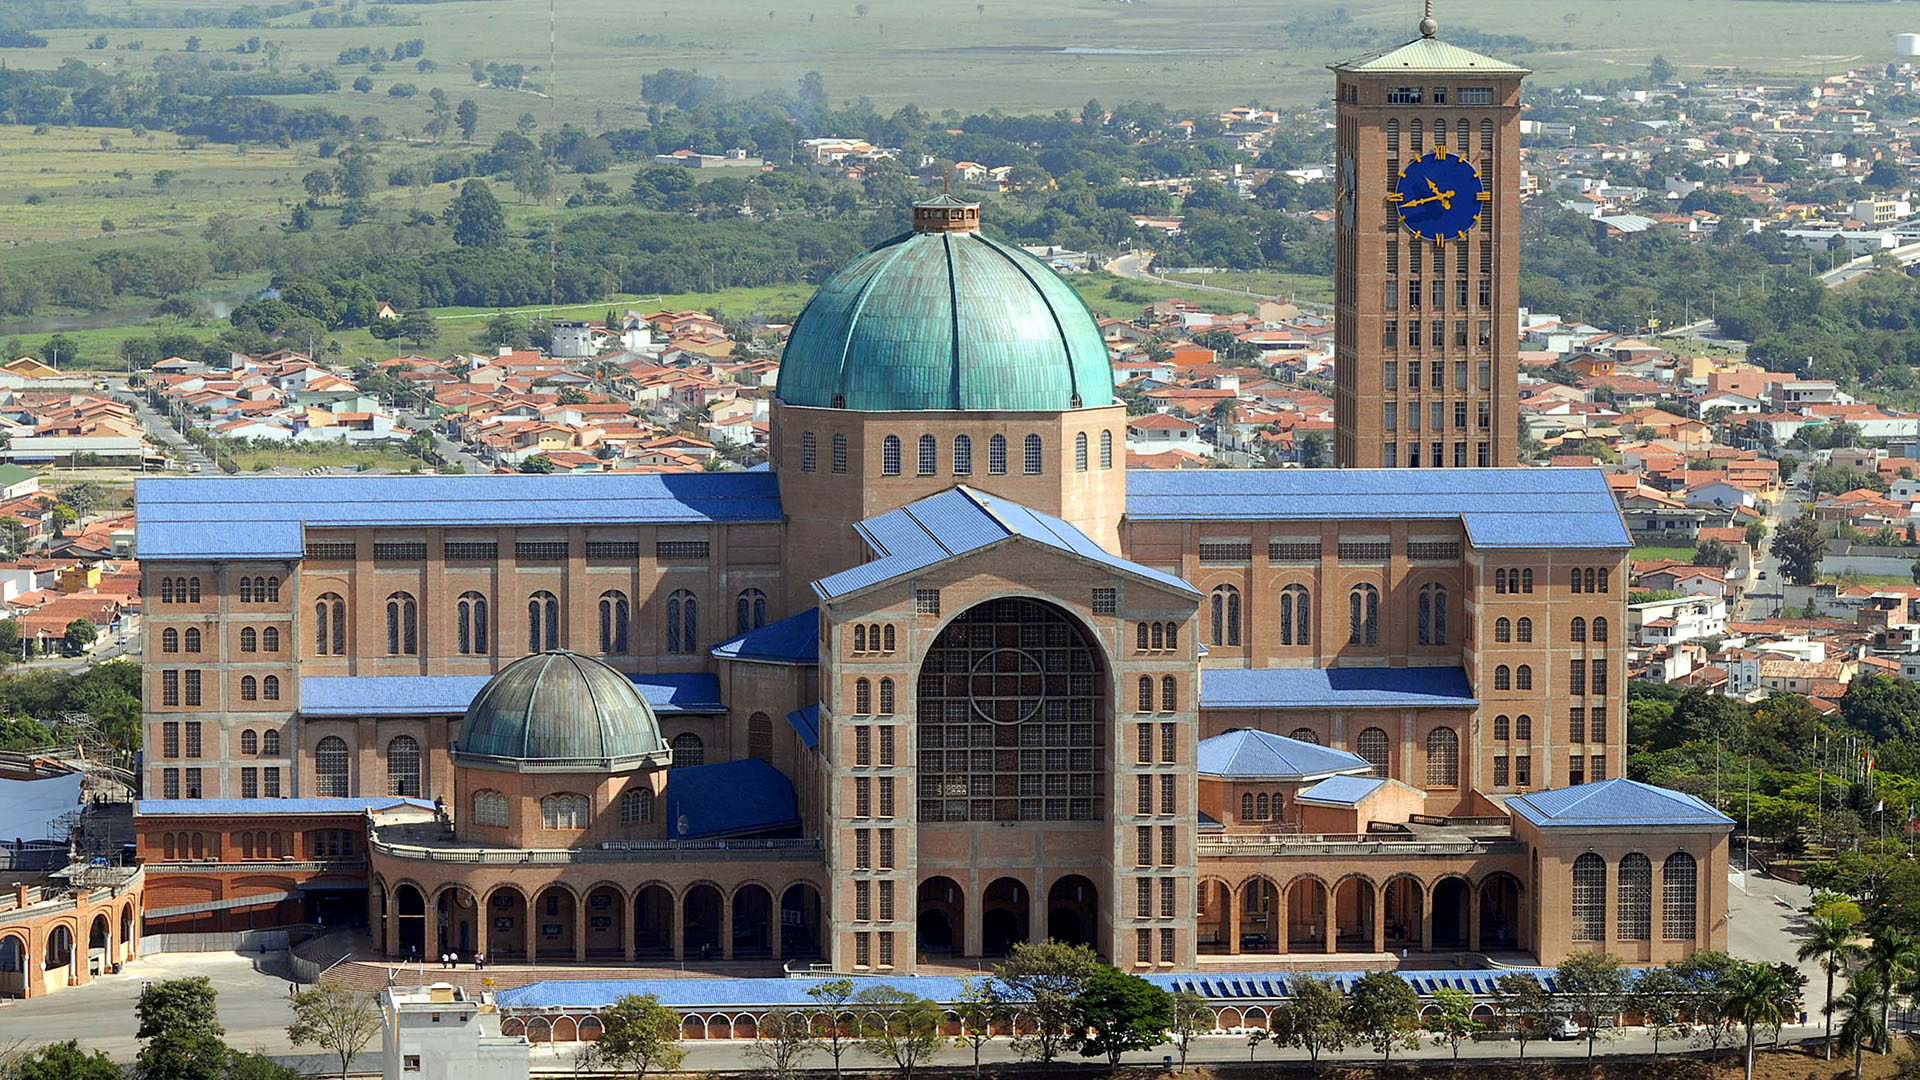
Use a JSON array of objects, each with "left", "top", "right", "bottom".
[
  {"left": 1091, "top": 587, "right": 1117, "bottom": 615},
  {"left": 1023, "top": 434, "right": 1043, "bottom": 475},
  {"left": 953, "top": 434, "right": 972, "bottom": 476},
  {"left": 917, "top": 434, "right": 937, "bottom": 476},
  {"left": 881, "top": 435, "right": 902, "bottom": 476}
]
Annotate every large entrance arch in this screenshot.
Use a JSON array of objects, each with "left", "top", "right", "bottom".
[
  {"left": 731, "top": 884, "right": 773, "bottom": 959},
  {"left": 393, "top": 884, "right": 427, "bottom": 961},
  {"left": 780, "top": 884, "right": 823, "bottom": 960},
  {"left": 1431, "top": 877, "right": 1471, "bottom": 950},
  {"left": 584, "top": 885, "right": 625, "bottom": 960},
  {"left": 0, "top": 933, "right": 23, "bottom": 997},
  {"left": 1047, "top": 876, "right": 1098, "bottom": 949},
  {"left": 634, "top": 885, "right": 674, "bottom": 959},
  {"left": 437, "top": 886, "right": 480, "bottom": 959},
  {"left": 918, "top": 877, "right": 963, "bottom": 956},
  {"left": 683, "top": 884, "right": 724, "bottom": 960},
  {"left": 1480, "top": 873, "right": 1523, "bottom": 950},
  {"left": 484, "top": 886, "right": 527, "bottom": 961},
  {"left": 981, "top": 877, "right": 1029, "bottom": 956}
]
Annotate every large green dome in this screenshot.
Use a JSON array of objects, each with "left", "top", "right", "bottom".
[
  {"left": 455, "top": 651, "right": 669, "bottom": 772},
  {"left": 776, "top": 200, "right": 1114, "bottom": 412}
]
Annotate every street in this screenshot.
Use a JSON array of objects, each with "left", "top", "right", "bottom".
[
  {"left": 391, "top": 408, "right": 488, "bottom": 474},
  {"left": 1738, "top": 463, "right": 1806, "bottom": 622}
]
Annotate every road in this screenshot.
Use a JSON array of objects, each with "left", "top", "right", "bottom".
[
  {"left": 1104, "top": 252, "right": 1329, "bottom": 314},
  {"left": 115, "top": 381, "right": 211, "bottom": 472},
  {"left": 1656, "top": 319, "right": 1749, "bottom": 354},
  {"left": 1820, "top": 239, "right": 1920, "bottom": 287},
  {"left": 391, "top": 409, "right": 488, "bottom": 474},
  {"left": 1738, "top": 466, "right": 1807, "bottom": 622}
]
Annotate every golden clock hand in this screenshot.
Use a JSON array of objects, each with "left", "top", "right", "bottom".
[
  {"left": 1401, "top": 190, "right": 1456, "bottom": 210},
  {"left": 1426, "top": 176, "right": 1442, "bottom": 196}
]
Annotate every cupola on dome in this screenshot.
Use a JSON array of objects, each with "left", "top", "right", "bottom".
[
  {"left": 454, "top": 651, "right": 670, "bottom": 772},
  {"left": 774, "top": 196, "right": 1114, "bottom": 412}
]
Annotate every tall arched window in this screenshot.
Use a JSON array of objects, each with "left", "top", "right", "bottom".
[
  {"left": 881, "top": 435, "right": 902, "bottom": 476},
  {"left": 1348, "top": 584, "right": 1380, "bottom": 645},
  {"left": 458, "top": 592, "right": 488, "bottom": 655},
  {"left": 1209, "top": 585, "right": 1241, "bottom": 647},
  {"left": 314, "top": 736, "right": 350, "bottom": 797},
  {"left": 1663, "top": 852, "right": 1698, "bottom": 939},
  {"left": 527, "top": 591, "right": 559, "bottom": 652},
  {"left": 162, "top": 628, "right": 179, "bottom": 653},
  {"left": 736, "top": 588, "right": 768, "bottom": 634},
  {"left": 669, "top": 732, "right": 704, "bottom": 768},
  {"left": 385, "top": 592, "right": 418, "bottom": 655},
  {"left": 1494, "top": 617, "right": 1510, "bottom": 643},
  {"left": 1417, "top": 584, "right": 1447, "bottom": 646},
  {"left": 1494, "top": 665, "right": 1511, "bottom": 690},
  {"left": 620, "top": 789, "right": 652, "bottom": 823},
  {"left": 1618, "top": 853, "right": 1652, "bottom": 940},
  {"left": 878, "top": 678, "right": 895, "bottom": 714},
  {"left": 240, "top": 676, "right": 258, "bottom": 701},
  {"left": 262, "top": 730, "right": 280, "bottom": 755},
  {"left": 748, "top": 712, "right": 773, "bottom": 760},
  {"left": 831, "top": 433, "right": 848, "bottom": 474},
  {"left": 1161, "top": 676, "right": 1177, "bottom": 712},
  {"left": 185, "top": 627, "right": 201, "bottom": 652},
  {"left": 800, "top": 431, "right": 817, "bottom": 472},
  {"left": 266, "top": 577, "right": 280, "bottom": 602},
  {"left": 599, "top": 590, "right": 631, "bottom": 654},
  {"left": 1241, "top": 793, "right": 1255, "bottom": 820},
  {"left": 241, "top": 729, "right": 258, "bottom": 755},
  {"left": 240, "top": 578, "right": 253, "bottom": 603},
  {"left": 855, "top": 678, "right": 873, "bottom": 714},
  {"left": 1572, "top": 853, "right": 1607, "bottom": 941},
  {"left": 1425, "top": 727, "right": 1459, "bottom": 787},
  {"left": 263, "top": 626, "right": 279, "bottom": 651},
  {"left": 1516, "top": 665, "right": 1533, "bottom": 690},
  {"left": 854, "top": 625, "right": 867, "bottom": 653},
  {"left": 188, "top": 578, "right": 200, "bottom": 602},
  {"left": 263, "top": 675, "right": 279, "bottom": 700},
  {"left": 1074, "top": 432, "right": 1088, "bottom": 472},
  {"left": 1593, "top": 617, "right": 1609, "bottom": 643},
  {"left": 315, "top": 593, "right": 346, "bottom": 655},
  {"left": 1138, "top": 676, "right": 1154, "bottom": 713},
  {"left": 989, "top": 434, "right": 1008, "bottom": 474},
  {"left": 1520, "top": 568, "right": 1533, "bottom": 593},
  {"left": 1570, "top": 617, "right": 1586, "bottom": 643},
  {"left": 666, "top": 590, "right": 697, "bottom": 654},
  {"left": 1494, "top": 568, "right": 1507, "bottom": 594},
  {"left": 1515, "top": 714, "right": 1532, "bottom": 740},
  {"left": 953, "top": 434, "right": 972, "bottom": 476},
  {"left": 882, "top": 624, "right": 895, "bottom": 651},
  {"left": 1516, "top": 617, "right": 1532, "bottom": 643},
  {"left": 1023, "top": 434, "right": 1043, "bottom": 474},
  {"left": 161, "top": 578, "right": 173, "bottom": 604},
  {"left": 1256, "top": 793, "right": 1270, "bottom": 819},
  {"left": 917, "top": 434, "right": 937, "bottom": 476},
  {"left": 1100, "top": 430, "right": 1114, "bottom": 469},
  {"left": 540, "top": 793, "right": 590, "bottom": 829},
  {"left": 1357, "top": 727, "right": 1390, "bottom": 778},
  {"left": 387, "top": 735, "right": 421, "bottom": 797},
  {"left": 1279, "top": 585, "right": 1310, "bottom": 646},
  {"left": 472, "top": 789, "right": 508, "bottom": 827}
]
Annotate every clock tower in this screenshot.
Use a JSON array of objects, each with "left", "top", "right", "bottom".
[{"left": 1330, "top": 7, "right": 1528, "bottom": 469}]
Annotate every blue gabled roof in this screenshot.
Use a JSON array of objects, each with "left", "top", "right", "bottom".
[
  {"left": 632, "top": 673, "right": 725, "bottom": 715},
  {"left": 711, "top": 609, "right": 819, "bottom": 665},
  {"left": 1125, "top": 468, "right": 1631, "bottom": 550},
  {"left": 1196, "top": 728, "right": 1372, "bottom": 780},
  {"left": 1199, "top": 666, "right": 1476, "bottom": 710},
  {"left": 135, "top": 473, "right": 783, "bottom": 560},
  {"left": 1508, "top": 778, "right": 1735, "bottom": 828},
  {"left": 136, "top": 796, "right": 432, "bottom": 816},
  {"left": 299, "top": 672, "right": 724, "bottom": 718},
  {"left": 664, "top": 758, "right": 799, "bottom": 839},
  {"left": 816, "top": 486, "right": 1196, "bottom": 600},
  {"left": 1294, "top": 774, "right": 1389, "bottom": 807},
  {"left": 786, "top": 704, "right": 820, "bottom": 749}
]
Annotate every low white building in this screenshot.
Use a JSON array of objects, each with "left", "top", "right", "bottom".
[
  {"left": 380, "top": 984, "right": 527, "bottom": 1080},
  {"left": 1630, "top": 593, "right": 1728, "bottom": 647}
]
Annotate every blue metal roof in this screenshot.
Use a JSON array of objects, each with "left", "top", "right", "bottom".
[
  {"left": 299, "top": 673, "right": 723, "bottom": 718},
  {"left": 1199, "top": 666, "right": 1477, "bottom": 710},
  {"left": 633, "top": 673, "right": 725, "bottom": 715},
  {"left": 711, "top": 609, "right": 819, "bottom": 665},
  {"left": 786, "top": 704, "right": 820, "bottom": 749},
  {"left": 1508, "top": 778, "right": 1735, "bottom": 829},
  {"left": 135, "top": 473, "right": 784, "bottom": 560},
  {"left": 817, "top": 486, "right": 1197, "bottom": 600},
  {"left": 1294, "top": 774, "right": 1390, "bottom": 807},
  {"left": 136, "top": 797, "right": 433, "bottom": 816},
  {"left": 1125, "top": 468, "right": 1631, "bottom": 550},
  {"left": 1196, "top": 728, "right": 1372, "bottom": 780},
  {"left": 664, "top": 758, "right": 799, "bottom": 839}
]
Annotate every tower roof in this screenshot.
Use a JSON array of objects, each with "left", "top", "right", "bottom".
[{"left": 1330, "top": 35, "right": 1530, "bottom": 75}]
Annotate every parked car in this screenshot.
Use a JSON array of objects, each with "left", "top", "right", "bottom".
[{"left": 1548, "top": 1016, "right": 1581, "bottom": 1040}]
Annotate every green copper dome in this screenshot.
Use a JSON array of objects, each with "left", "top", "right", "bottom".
[
  {"left": 776, "top": 207, "right": 1113, "bottom": 412},
  {"left": 455, "top": 651, "right": 670, "bottom": 772}
]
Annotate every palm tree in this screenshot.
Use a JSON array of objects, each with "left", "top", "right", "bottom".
[
  {"left": 1798, "top": 911, "right": 1862, "bottom": 1059},
  {"left": 1723, "top": 961, "right": 1796, "bottom": 1080},
  {"left": 1835, "top": 971, "right": 1888, "bottom": 1080},
  {"left": 1868, "top": 927, "right": 1918, "bottom": 1054}
]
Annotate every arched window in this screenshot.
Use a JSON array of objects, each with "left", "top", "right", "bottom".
[
  {"left": 1410, "top": 118, "right": 1423, "bottom": 149},
  {"left": 1074, "top": 432, "right": 1088, "bottom": 472},
  {"left": 262, "top": 730, "right": 280, "bottom": 755},
  {"left": 1161, "top": 676, "right": 1177, "bottom": 712},
  {"left": 1572, "top": 853, "right": 1607, "bottom": 941},
  {"left": 1593, "top": 617, "right": 1609, "bottom": 643},
  {"left": 736, "top": 589, "right": 768, "bottom": 634},
  {"left": 878, "top": 678, "right": 895, "bottom": 714},
  {"left": 188, "top": 578, "right": 201, "bottom": 602},
  {"left": 1279, "top": 585, "right": 1310, "bottom": 646},
  {"left": 472, "top": 789, "right": 508, "bottom": 827},
  {"left": 881, "top": 435, "right": 901, "bottom": 476},
  {"left": 1386, "top": 117, "right": 1401, "bottom": 149},
  {"left": 599, "top": 590, "right": 631, "bottom": 654},
  {"left": 620, "top": 789, "right": 652, "bottom": 823},
  {"left": 184, "top": 627, "right": 201, "bottom": 652},
  {"left": 162, "top": 628, "right": 178, "bottom": 653},
  {"left": 1480, "top": 117, "right": 1495, "bottom": 151},
  {"left": 1494, "top": 665, "right": 1511, "bottom": 690},
  {"left": 748, "top": 712, "right": 773, "bottom": 760},
  {"left": 315, "top": 594, "right": 346, "bottom": 655},
  {"left": 669, "top": 732, "right": 704, "bottom": 769},
  {"left": 240, "top": 577, "right": 252, "bottom": 603},
  {"left": 1570, "top": 616, "right": 1586, "bottom": 643},
  {"left": 855, "top": 678, "right": 873, "bottom": 715},
  {"left": 1349, "top": 584, "right": 1379, "bottom": 645},
  {"left": 1137, "top": 622, "right": 1150, "bottom": 652},
  {"left": 1516, "top": 664, "right": 1533, "bottom": 691},
  {"left": 917, "top": 434, "right": 937, "bottom": 476},
  {"left": 386, "top": 592, "right": 418, "bottom": 655},
  {"left": 1289, "top": 727, "right": 1320, "bottom": 745},
  {"left": 263, "top": 675, "right": 279, "bottom": 701},
  {"left": 989, "top": 434, "right": 1008, "bottom": 474},
  {"left": 266, "top": 577, "right": 280, "bottom": 602},
  {"left": 1520, "top": 569, "right": 1533, "bottom": 593},
  {"left": 1256, "top": 793, "right": 1270, "bottom": 819},
  {"left": 1357, "top": 727, "right": 1390, "bottom": 778},
  {"left": 854, "top": 624, "right": 867, "bottom": 652},
  {"left": 1598, "top": 569, "right": 1610, "bottom": 593},
  {"left": 831, "top": 432, "right": 848, "bottom": 474},
  {"left": 1494, "top": 617, "right": 1510, "bottom": 643},
  {"left": 953, "top": 434, "right": 972, "bottom": 476},
  {"left": 1425, "top": 727, "right": 1459, "bottom": 787},
  {"left": 1494, "top": 715, "right": 1510, "bottom": 740},
  {"left": 458, "top": 592, "right": 488, "bottom": 655},
  {"left": 1516, "top": 617, "right": 1532, "bottom": 643},
  {"left": 386, "top": 735, "right": 421, "bottom": 797},
  {"left": 1210, "top": 585, "right": 1241, "bottom": 647},
  {"left": 1100, "top": 430, "right": 1114, "bottom": 469},
  {"left": 240, "top": 676, "right": 258, "bottom": 701},
  {"left": 527, "top": 591, "right": 559, "bottom": 652},
  {"left": 314, "top": 736, "right": 350, "bottom": 798},
  {"left": 1241, "top": 793, "right": 1254, "bottom": 820},
  {"left": 241, "top": 729, "right": 258, "bottom": 755},
  {"left": 1494, "top": 568, "right": 1507, "bottom": 594},
  {"left": 1138, "top": 677, "right": 1154, "bottom": 713},
  {"left": 883, "top": 623, "right": 896, "bottom": 652},
  {"left": 1663, "top": 852, "right": 1698, "bottom": 939},
  {"left": 1516, "top": 714, "right": 1532, "bottom": 740},
  {"left": 666, "top": 590, "right": 696, "bottom": 654},
  {"left": 1418, "top": 584, "right": 1447, "bottom": 646},
  {"left": 263, "top": 626, "right": 279, "bottom": 651},
  {"left": 1023, "top": 433, "right": 1043, "bottom": 474},
  {"left": 800, "top": 431, "right": 817, "bottom": 472},
  {"left": 540, "top": 793, "right": 590, "bottom": 830},
  {"left": 1150, "top": 623, "right": 1164, "bottom": 650},
  {"left": 161, "top": 578, "right": 173, "bottom": 604}
]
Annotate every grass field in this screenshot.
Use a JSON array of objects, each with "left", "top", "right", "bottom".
[
  {"left": 219, "top": 443, "right": 423, "bottom": 472},
  {"left": 1631, "top": 544, "right": 1698, "bottom": 563},
  {"left": 1157, "top": 269, "right": 1334, "bottom": 306}
]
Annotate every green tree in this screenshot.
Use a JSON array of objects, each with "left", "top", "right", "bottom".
[
  {"left": 302, "top": 169, "right": 333, "bottom": 205},
  {"left": 455, "top": 99, "right": 479, "bottom": 142},
  {"left": 1627, "top": 965, "right": 1690, "bottom": 1058},
  {"left": 395, "top": 311, "right": 440, "bottom": 349},
  {"left": 853, "top": 986, "right": 942, "bottom": 1080},
  {"left": 332, "top": 145, "right": 372, "bottom": 202},
  {"left": 1867, "top": 927, "right": 1918, "bottom": 1054},
  {"left": 12, "top": 1040, "right": 123, "bottom": 1080},
  {"left": 136, "top": 1031, "right": 230, "bottom": 1080},
  {"left": 1555, "top": 951, "right": 1628, "bottom": 1061},
  {"left": 740, "top": 1008, "right": 814, "bottom": 1080},
  {"left": 285, "top": 984, "right": 382, "bottom": 1080},
  {"left": 950, "top": 977, "right": 1004, "bottom": 1080},
  {"left": 518, "top": 454, "right": 556, "bottom": 474},
  {"left": 593, "top": 993, "right": 685, "bottom": 1079},
  {"left": 139, "top": 978, "right": 224, "bottom": 1041},
  {"left": 1648, "top": 53, "right": 1676, "bottom": 83},
  {"left": 1492, "top": 971, "right": 1555, "bottom": 1058},
  {"left": 1344, "top": 972, "right": 1420, "bottom": 1062},
  {"left": 1270, "top": 975, "right": 1347, "bottom": 1062},
  {"left": 557, "top": 387, "right": 590, "bottom": 405},
  {"left": 1800, "top": 909, "right": 1863, "bottom": 1059},
  {"left": 1070, "top": 965, "right": 1171, "bottom": 1068},
  {"left": 803, "top": 977, "right": 858, "bottom": 1080},
  {"left": 1774, "top": 511, "right": 1825, "bottom": 586},
  {"left": 994, "top": 940, "right": 1100, "bottom": 1064},
  {"left": 1165, "top": 989, "right": 1212, "bottom": 1073},
  {"left": 56, "top": 482, "right": 101, "bottom": 518},
  {"left": 62, "top": 619, "right": 96, "bottom": 656},
  {"left": 1723, "top": 960, "right": 1802, "bottom": 1080},
  {"left": 443, "top": 179, "right": 507, "bottom": 248},
  {"left": 1675, "top": 950, "right": 1743, "bottom": 1056},
  {"left": 1694, "top": 538, "right": 1736, "bottom": 569},
  {"left": 1423, "top": 987, "right": 1480, "bottom": 1059},
  {"left": 1836, "top": 971, "right": 1888, "bottom": 1080},
  {"left": 1300, "top": 429, "right": 1327, "bottom": 468}
]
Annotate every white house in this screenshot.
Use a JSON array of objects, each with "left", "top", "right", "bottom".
[
  {"left": 1630, "top": 593, "right": 1728, "bottom": 647},
  {"left": 380, "top": 984, "right": 527, "bottom": 1080}
]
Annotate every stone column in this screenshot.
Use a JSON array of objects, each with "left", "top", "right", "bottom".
[
  {"left": 963, "top": 874, "right": 982, "bottom": 958},
  {"left": 574, "top": 892, "right": 587, "bottom": 962},
  {"left": 1226, "top": 885, "right": 1241, "bottom": 956},
  {"left": 1321, "top": 888, "right": 1336, "bottom": 955},
  {"left": 523, "top": 902, "right": 535, "bottom": 965},
  {"left": 474, "top": 900, "right": 489, "bottom": 964},
  {"left": 424, "top": 895, "right": 441, "bottom": 965},
  {"left": 1276, "top": 884, "right": 1289, "bottom": 955},
  {"left": 721, "top": 890, "right": 735, "bottom": 961},
  {"left": 384, "top": 889, "right": 400, "bottom": 957},
  {"left": 1468, "top": 885, "right": 1483, "bottom": 953},
  {"left": 622, "top": 893, "right": 637, "bottom": 963},
  {"left": 1372, "top": 888, "right": 1387, "bottom": 954},
  {"left": 1420, "top": 885, "right": 1434, "bottom": 953}
]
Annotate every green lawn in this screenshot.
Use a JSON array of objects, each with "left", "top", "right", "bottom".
[
  {"left": 221, "top": 443, "right": 424, "bottom": 472},
  {"left": 1157, "top": 270, "right": 1334, "bottom": 307},
  {"left": 1631, "top": 545, "right": 1697, "bottom": 563}
]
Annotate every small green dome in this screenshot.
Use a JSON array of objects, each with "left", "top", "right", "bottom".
[
  {"left": 776, "top": 204, "right": 1113, "bottom": 412},
  {"left": 456, "top": 651, "right": 669, "bottom": 771}
]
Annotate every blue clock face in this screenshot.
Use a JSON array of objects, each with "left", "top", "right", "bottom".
[{"left": 1393, "top": 149, "right": 1486, "bottom": 243}]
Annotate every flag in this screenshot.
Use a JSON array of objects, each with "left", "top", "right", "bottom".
[{"left": 1874, "top": 800, "right": 1886, "bottom": 814}]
